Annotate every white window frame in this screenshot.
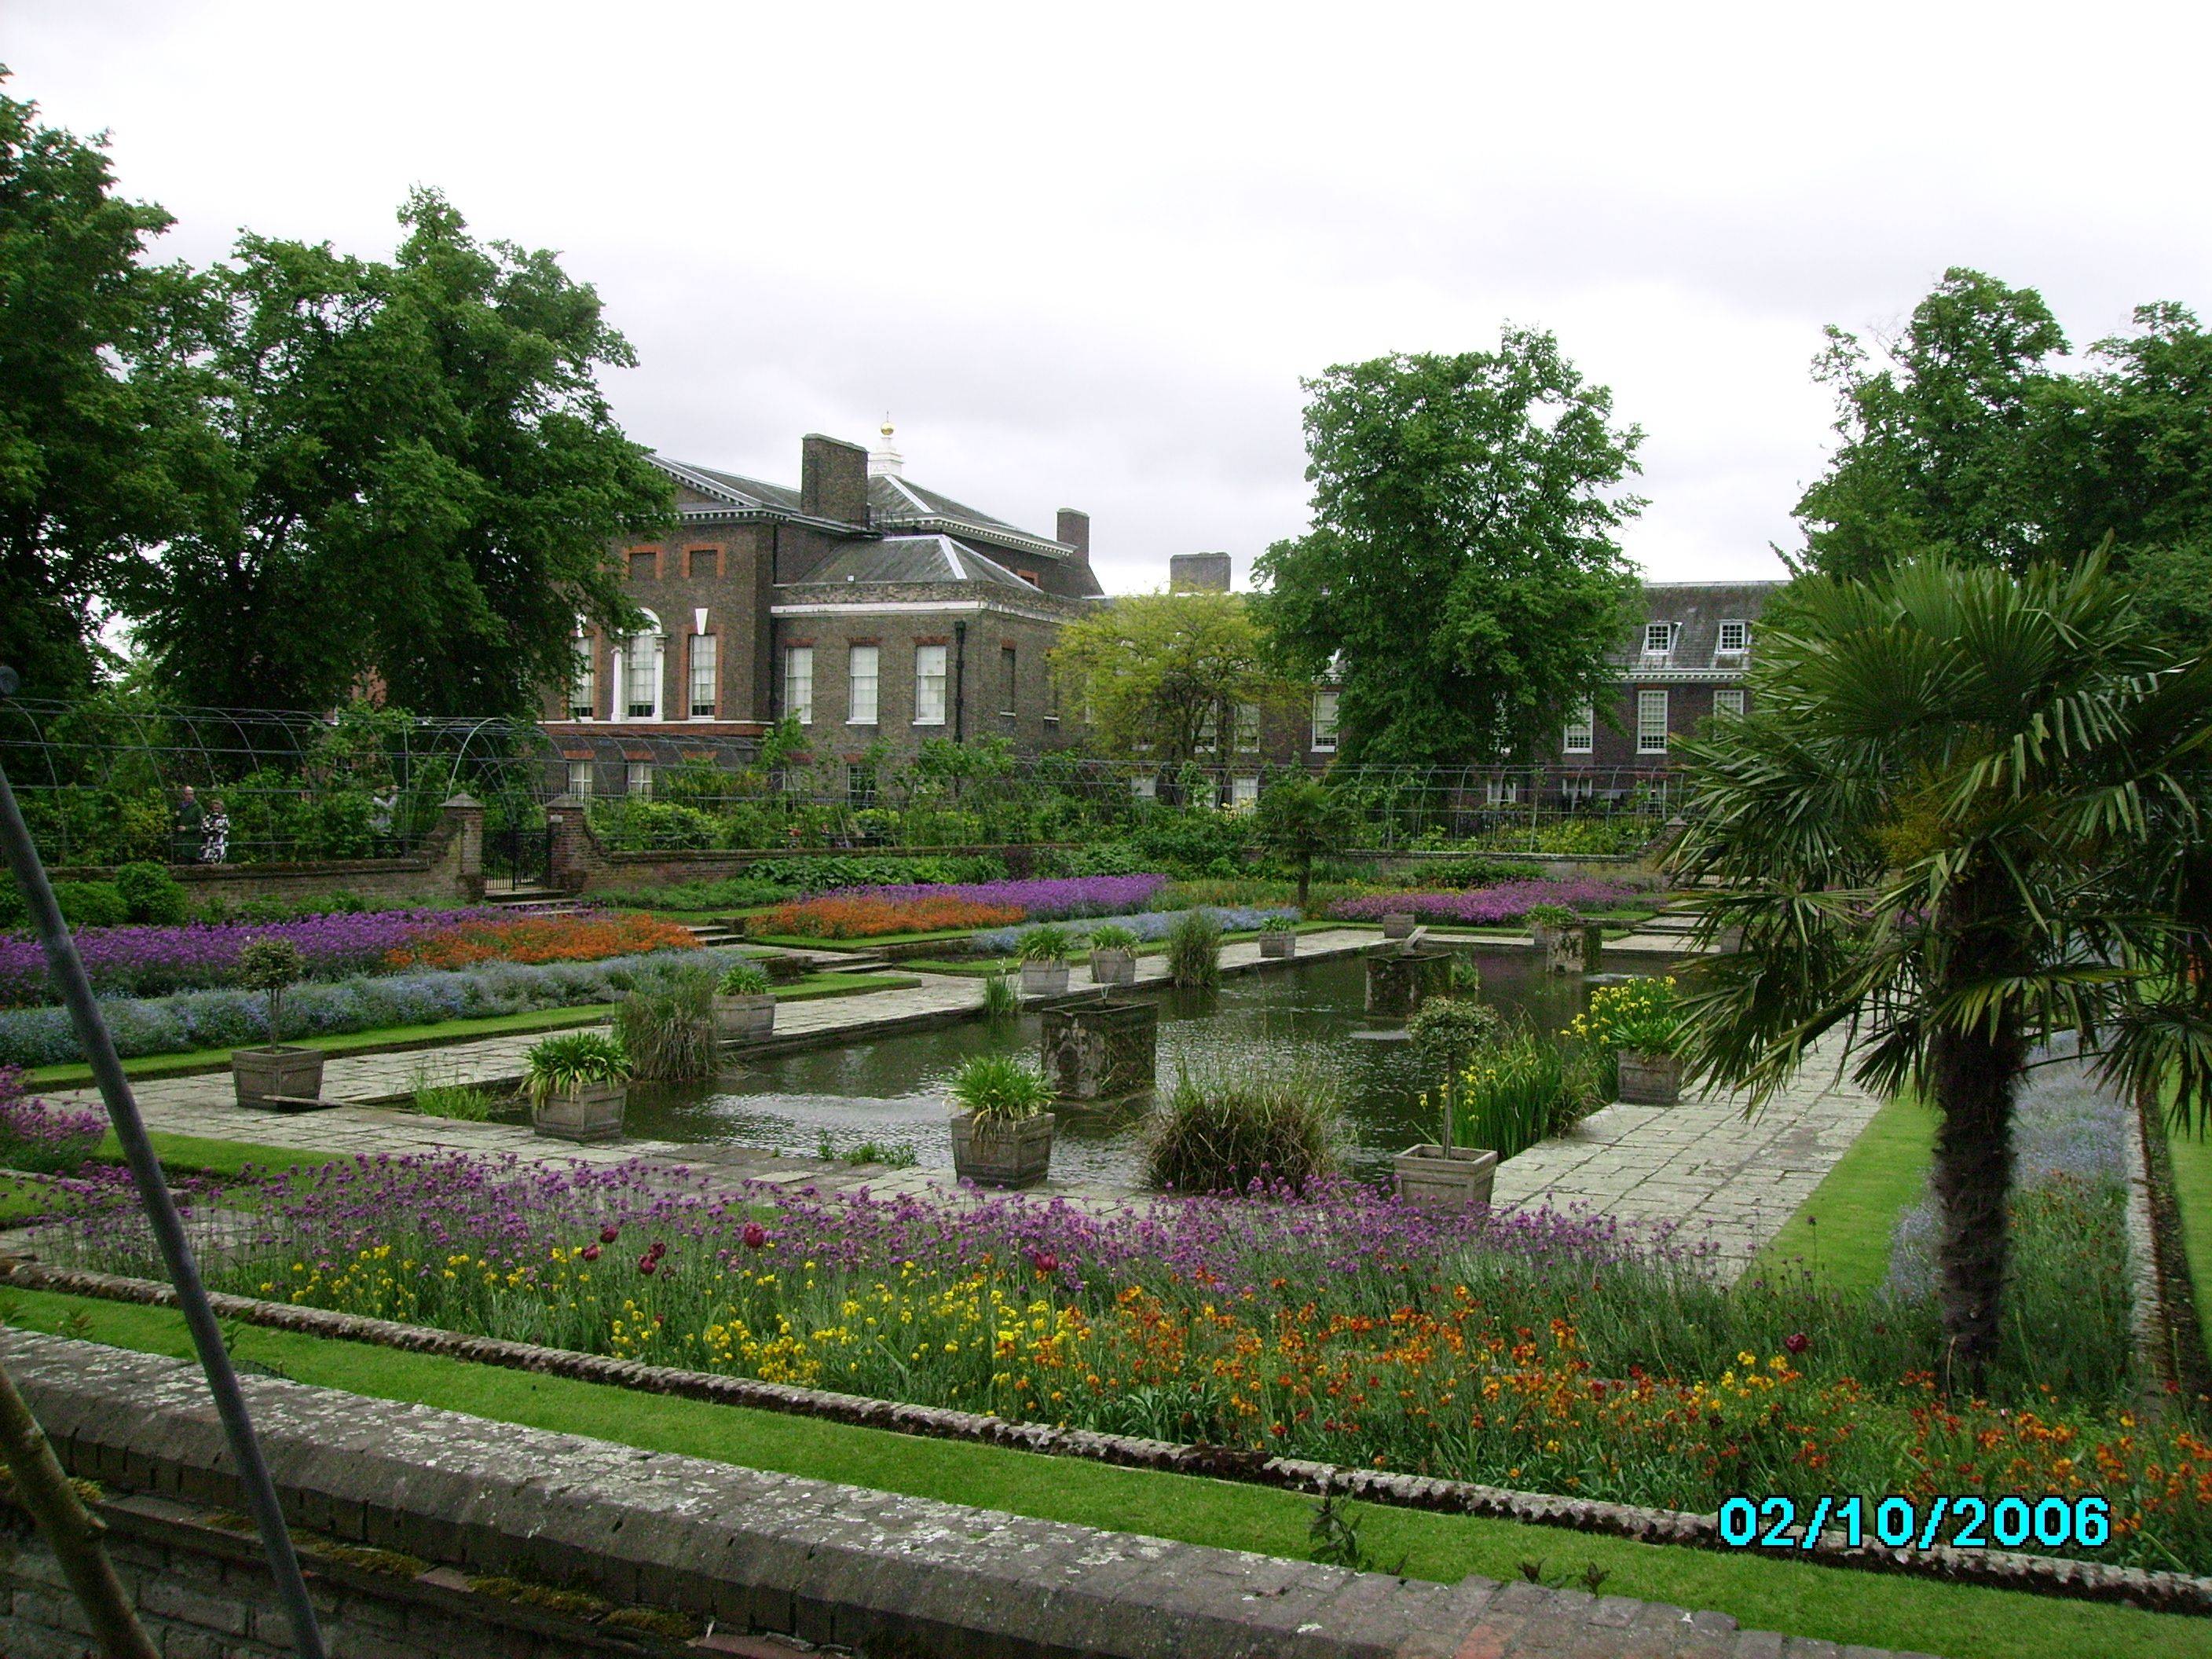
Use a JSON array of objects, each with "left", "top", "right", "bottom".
[
  {"left": 1712, "top": 687, "right": 1746, "bottom": 720},
  {"left": 1562, "top": 698, "right": 1594, "bottom": 755},
  {"left": 1233, "top": 702, "right": 1261, "bottom": 753},
  {"left": 914, "top": 644, "right": 948, "bottom": 726},
  {"left": 1000, "top": 646, "right": 1018, "bottom": 716},
  {"left": 687, "top": 632, "right": 716, "bottom": 720},
  {"left": 624, "top": 760, "right": 653, "bottom": 798},
  {"left": 1130, "top": 775, "right": 1158, "bottom": 800},
  {"left": 1637, "top": 688, "right": 1669, "bottom": 754},
  {"left": 1716, "top": 619, "right": 1749, "bottom": 655},
  {"left": 1485, "top": 777, "right": 1520, "bottom": 807},
  {"left": 847, "top": 643, "right": 880, "bottom": 725},
  {"left": 1561, "top": 775, "right": 1594, "bottom": 804},
  {"left": 784, "top": 646, "right": 815, "bottom": 725},
  {"left": 617, "top": 611, "right": 663, "bottom": 721},
  {"left": 1310, "top": 689, "right": 1339, "bottom": 753},
  {"left": 569, "top": 632, "right": 595, "bottom": 721},
  {"left": 566, "top": 760, "right": 593, "bottom": 798},
  {"left": 1643, "top": 621, "right": 1675, "bottom": 656},
  {"left": 1230, "top": 774, "right": 1260, "bottom": 811}
]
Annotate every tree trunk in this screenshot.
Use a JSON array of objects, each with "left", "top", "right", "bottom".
[
  {"left": 1297, "top": 852, "right": 1312, "bottom": 910},
  {"left": 1927, "top": 862, "right": 2030, "bottom": 1392},
  {"left": 0, "top": 1353, "right": 159, "bottom": 1658}
]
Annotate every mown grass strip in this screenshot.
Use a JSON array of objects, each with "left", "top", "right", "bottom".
[
  {"left": 0, "top": 1288, "right": 2196, "bottom": 1659},
  {"left": 2166, "top": 1116, "right": 2212, "bottom": 1371},
  {"left": 1751, "top": 1090, "right": 1936, "bottom": 1291}
]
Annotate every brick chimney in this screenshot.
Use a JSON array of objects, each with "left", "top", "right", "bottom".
[
  {"left": 1056, "top": 508, "right": 1090, "bottom": 566},
  {"left": 800, "top": 434, "right": 870, "bottom": 526},
  {"left": 1168, "top": 551, "right": 1232, "bottom": 593}
]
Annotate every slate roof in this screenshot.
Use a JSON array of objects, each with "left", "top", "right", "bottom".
[
  {"left": 1611, "top": 580, "right": 1785, "bottom": 671},
  {"left": 789, "top": 534, "right": 1037, "bottom": 591}
]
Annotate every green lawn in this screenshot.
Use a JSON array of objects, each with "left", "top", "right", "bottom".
[
  {"left": 1750, "top": 1090, "right": 1935, "bottom": 1291},
  {"left": 0, "top": 1288, "right": 2195, "bottom": 1659},
  {"left": 2166, "top": 1116, "right": 2212, "bottom": 1369}
]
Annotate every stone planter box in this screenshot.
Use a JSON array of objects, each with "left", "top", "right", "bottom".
[
  {"left": 1364, "top": 947, "right": 1454, "bottom": 1017},
  {"left": 950, "top": 1111, "right": 1057, "bottom": 1188},
  {"left": 1020, "top": 961, "right": 1071, "bottom": 998},
  {"left": 1088, "top": 947, "right": 1136, "bottom": 987},
  {"left": 1617, "top": 1050, "right": 1683, "bottom": 1105},
  {"left": 1380, "top": 912, "right": 1418, "bottom": 939},
  {"left": 712, "top": 992, "right": 777, "bottom": 1043},
  {"left": 1530, "top": 924, "right": 1585, "bottom": 976},
  {"left": 1042, "top": 998, "right": 1158, "bottom": 1100},
  {"left": 1258, "top": 931, "right": 1297, "bottom": 959},
  {"left": 532, "top": 1082, "right": 628, "bottom": 1143},
  {"left": 1392, "top": 1144, "right": 1499, "bottom": 1208},
  {"left": 230, "top": 1046, "right": 325, "bottom": 1109}
]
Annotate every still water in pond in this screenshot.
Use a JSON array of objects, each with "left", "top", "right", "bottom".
[{"left": 624, "top": 950, "right": 1632, "bottom": 1188}]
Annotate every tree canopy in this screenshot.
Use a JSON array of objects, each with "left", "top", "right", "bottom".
[
  {"left": 0, "top": 74, "right": 209, "bottom": 698},
  {"left": 1796, "top": 269, "right": 2212, "bottom": 646},
  {"left": 1049, "top": 590, "right": 1295, "bottom": 766},
  {"left": 124, "top": 189, "right": 672, "bottom": 714},
  {"left": 1253, "top": 333, "right": 1645, "bottom": 766}
]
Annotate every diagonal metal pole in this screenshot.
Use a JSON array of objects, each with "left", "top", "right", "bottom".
[{"left": 0, "top": 670, "right": 328, "bottom": 1659}]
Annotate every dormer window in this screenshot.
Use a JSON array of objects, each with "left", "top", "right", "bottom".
[
  {"left": 1643, "top": 622, "right": 1675, "bottom": 655},
  {"left": 1716, "top": 619, "right": 1749, "bottom": 654}
]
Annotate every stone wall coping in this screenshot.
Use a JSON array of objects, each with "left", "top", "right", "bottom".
[
  {"left": 0, "top": 1326, "right": 1910, "bottom": 1659},
  {"left": 7, "top": 1261, "right": 2200, "bottom": 1619}
]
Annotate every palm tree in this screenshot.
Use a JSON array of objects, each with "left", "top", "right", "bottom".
[
  {"left": 1256, "top": 774, "right": 1346, "bottom": 909},
  {"left": 1671, "top": 556, "right": 2212, "bottom": 1386}
]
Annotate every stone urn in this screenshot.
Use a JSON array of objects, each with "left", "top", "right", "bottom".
[
  {"left": 1392, "top": 1144, "right": 1499, "bottom": 1209},
  {"left": 1381, "top": 911, "right": 1418, "bottom": 939},
  {"left": 1258, "top": 930, "right": 1298, "bottom": 960},
  {"left": 531, "top": 1082, "right": 628, "bottom": 1143},
  {"left": 950, "top": 1111, "right": 1057, "bottom": 1188},
  {"left": 1042, "top": 999, "right": 1158, "bottom": 1100},
  {"left": 1020, "top": 961, "right": 1071, "bottom": 998},
  {"left": 230, "top": 1046, "right": 326, "bottom": 1110},
  {"left": 712, "top": 991, "right": 777, "bottom": 1043},
  {"left": 1089, "top": 947, "right": 1137, "bottom": 987},
  {"left": 1617, "top": 1050, "right": 1683, "bottom": 1105}
]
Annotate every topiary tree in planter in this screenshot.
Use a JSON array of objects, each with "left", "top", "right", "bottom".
[{"left": 229, "top": 938, "right": 322, "bottom": 1108}]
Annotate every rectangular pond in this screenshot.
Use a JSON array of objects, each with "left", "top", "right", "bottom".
[{"left": 623, "top": 947, "right": 1644, "bottom": 1188}]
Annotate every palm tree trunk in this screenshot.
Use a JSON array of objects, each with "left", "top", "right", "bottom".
[
  {"left": 1297, "top": 851, "right": 1312, "bottom": 910},
  {"left": 1927, "top": 862, "right": 2029, "bottom": 1391}
]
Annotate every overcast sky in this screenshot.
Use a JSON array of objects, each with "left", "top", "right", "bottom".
[{"left": 12, "top": 2, "right": 2210, "bottom": 594}]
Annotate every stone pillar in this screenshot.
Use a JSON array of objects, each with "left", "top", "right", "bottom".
[
  {"left": 544, "top": 793, "right": 593, "bottom": 894},
  {"left": 1040, "top": 999, "right": 1159, "bottom": 1101},
  {"left": 1531, "top": 924, "right": 1585, "bottom": 976},
  {"left": 437, "top": 793, "right": 484, "bottom": 902},
  {"left": 1364, "top": 947, "right": 1452, "bottom": 1017}
]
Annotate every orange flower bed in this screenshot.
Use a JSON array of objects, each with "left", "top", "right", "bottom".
[
  {"left": 383, "top": 911, "right": 700, "bottom": 971},
  {"left": 747, "top": 895, "right": 1026, "bottom": 940}
]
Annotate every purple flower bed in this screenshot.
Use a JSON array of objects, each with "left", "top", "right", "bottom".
[
  {"left": 0, "top": 907, "right": 507, "bottom": 1008},
  {"left": 1328, "top": 880, "right": 1644, "bottom": 926},
  {"left": 0, "top": 1066, "right": 104, "bottom": 1174},
  {"left": 839, "top": 874, "right": 1169, "bottom": 921}
]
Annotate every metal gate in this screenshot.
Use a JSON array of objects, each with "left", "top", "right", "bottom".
[{"left": 486, "top": 822, "right": 552, "bottom": 892}]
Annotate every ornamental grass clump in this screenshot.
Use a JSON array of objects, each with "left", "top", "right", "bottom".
[
  {"left": 980, "top": 964, "right": 1019, "bottom": 1020},
  {"left": 613, "top": 969, "right": 717, "bottom": 1082},
  {"left": 1165, "top": 910, "right": 1221, "bottom": 988},
  {"left": 714, "top": 961, "right": 771, "bottom": 996},
  {"left": 1083, "top": 923, "right": 1140, "bottom": 950},
  {"left": 1446, "top": 1020, "right": 1602, "bottom": 1161},
  {"left": 522, "top": 1031, "right": 631, "bottom": 1107},
  {"left": 1013, "top": 924, "right": 1075, "bottom": 965},
  {"left": 947, "top": 1053, "right": 1053, "bottom": 1122},
  {"left": 1141, "top": 1050, "right": 1339, "bottom": 1194}
]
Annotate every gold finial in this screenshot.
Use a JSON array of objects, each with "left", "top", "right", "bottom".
[{"left": 881, "top": 412, "right": 894, "bottom": 438}]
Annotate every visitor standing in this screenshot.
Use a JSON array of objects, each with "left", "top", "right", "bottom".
[
  {"left": 200, "top": 797, "right": 230, "bottom": 865},
  {"left": 172, "top": 786, "right": 205, "bottom": 863}
]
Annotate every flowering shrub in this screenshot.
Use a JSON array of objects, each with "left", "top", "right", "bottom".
[
  {"left": 383, "top": 912, "right": 698, "bottom": 970},
  {"left": 748, "top": 895, "right": 1027, "bottom": 940},
  {"left": 0, "top": 947, "right": 756, "bottom": 1068},
  {"left": 0, "top": 907, "right": 507, "bottom": 1007},
  {"left": 0, "top": 1067, "right": 104, "bottom": 1174},
  {"left": 1328, "top": 881, "right": 1643, "bottom": 927},
  {"left": 46, "top": 1152, "right": 2200, "bottom": 1571}
]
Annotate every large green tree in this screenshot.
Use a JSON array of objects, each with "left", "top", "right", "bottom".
[
  {"left": 128, "top": 189, "right": 670, "bottom": 714},
  {"left": 1253, "top": 333, "right": 1644, "bottom": 766},
  {"left": 0, "top": 74, "right": 211, "bottom": 698},
  {"left": 1672, "top": 558, "right": 2212, "bottom": 1386},
  {"left": 1798, "top": 270, "right": 2212, "bottom": 646},
  {"left": 1049, "top": 590, "right": 1296, "bottom": 766}
]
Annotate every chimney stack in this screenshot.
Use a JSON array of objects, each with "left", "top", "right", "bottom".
[
  {"left": 1056, "top": 508, "right": 1090, "bottom": 566},
  {"left": 1168, "top": 551, "right": 1232, "bottom": 593},
  {"left": 800, "top": 434, "right": 870, "bottom": 526}
]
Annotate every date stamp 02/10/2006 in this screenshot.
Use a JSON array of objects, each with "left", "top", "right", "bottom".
[{"left": 1719, "top": 1494, "right": 2111, "bottom": 1554}]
